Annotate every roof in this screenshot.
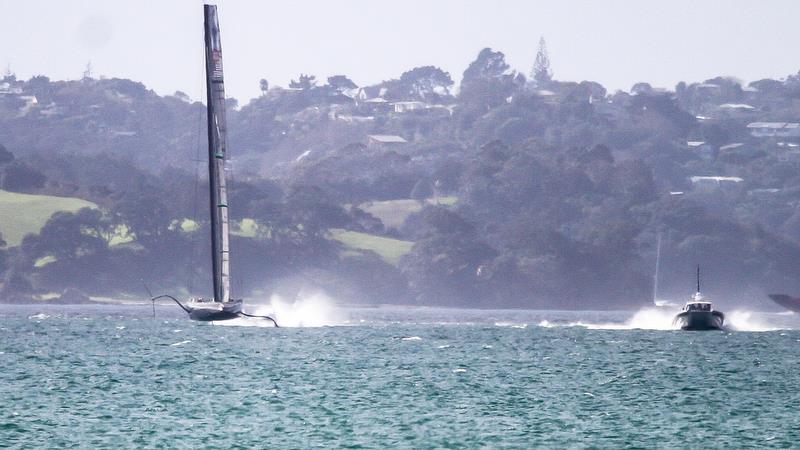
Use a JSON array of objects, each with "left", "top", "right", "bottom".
[
  {"left": 719, "top": 143, "right": 744, "bottom": 151},
  {"left": 391, "top": 101, "right": 427, "bottom": 106},
  {"left": 695, "top": 83, "right": 720, "bottom": 89},
  {"left": 747, "top": 122, "right": 800, "bottom": 129},
  {"left": 719, "top": 103, "right": 755, "bottom": 110},
  {"left": 364, "top": 97, "right": 388, "bottom": 103},
  {"left": 690, "top": 176, "right": 743, "bottom": 183},
  {"left": 368, "top": 134, "right": 407, "bottom": 144}
]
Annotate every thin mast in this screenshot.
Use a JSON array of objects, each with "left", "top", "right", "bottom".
[
  {"left": 204, "top": 4, "right": 231, "bottom": 303},
  {"left": 653, "top": 233, "right": 661, "bottom": 305},
  {"left": 696, "top": 265, "right": 701, "bottom": 293}
]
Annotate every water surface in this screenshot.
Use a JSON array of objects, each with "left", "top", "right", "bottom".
[{"left": 1, "top": 304, "right": 799, "bottom": 448}]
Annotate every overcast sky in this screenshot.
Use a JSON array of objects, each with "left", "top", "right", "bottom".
[{"left": 1, "top": 0, "right": 799, "bottom": 103}]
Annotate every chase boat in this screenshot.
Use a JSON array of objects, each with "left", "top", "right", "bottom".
[{"left": 672, "top": 266, "right": 724, "bottom": 330}]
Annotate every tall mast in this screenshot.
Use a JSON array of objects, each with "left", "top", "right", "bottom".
[
  {"left": 696, "top": 265, "right": 701, "bottom": 293},
  {"left": 652, "top": 233, "right": 661, "bottom": 305},
  {"left": 204, "top": 4, "right": 231, "bottom": 303}
]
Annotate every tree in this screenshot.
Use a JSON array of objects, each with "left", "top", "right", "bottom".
[
  {"left": 631, "top": 82, "right": 653, "bottom": 95},
  {"left": 398, "top": 66, "right": 454, "bottom": 101},
  {"left": 283, "top": 184, "right": 350, "bottom": 237},
  {"left": 112, "top": 187, "right": 175, "bottom": 249},
  {"left": 462, "top": 48, "right": 511, "bottom": 83},
  {"left": 327, "top": 75, "right": 357, "bottom": 91},
  {"left": 82, "top": 61, "right": 93, "bottom": 80},
  {"left": 459, "top": 48, "right": 522, "bottom": 113},
  {"left": 1, "top": 161, "right": 46, "bottom": 192},
  {"left": 21, "top": 208, "right": 112, "bottom": 261},
  {"left": 410, "top": 178, "right": 434, "bottom": 202},
  {"left": 0, "top": 144, "right": 13, "bottom": 165},
  {"left": 259, "top": 78, "right": 269, "bottom": 95},
  {"left": 289, "top": 74, "right": 317, "bottom": 90},
  {"left": 531, "top": 37, "right": 552, "bottom": 86}
]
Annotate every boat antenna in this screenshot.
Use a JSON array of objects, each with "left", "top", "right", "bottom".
[{"left": 696, "top": 264, "right": 701, "bottom": 293}]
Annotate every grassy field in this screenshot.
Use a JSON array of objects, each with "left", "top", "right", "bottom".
[
  {"left": 0, "top": 190, "right": 97, "bottom": 246},
  {"left": 0, "top": 190, "right": 437, "bottom": 270},
  {"left": 359, "top": 196, "right": 457, "bottom": 229},
  {"left": 329, "top": 228, "right": 414, "bottom": 266}
]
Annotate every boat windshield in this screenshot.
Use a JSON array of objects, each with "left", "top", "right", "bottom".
[{"left": 686, "top": 303, "right": 712, "bottom": 312}]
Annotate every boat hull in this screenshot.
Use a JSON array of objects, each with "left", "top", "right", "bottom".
[
  {"left": 187, "top": 299, "right": 243, "bottom": 321},
  {"left": 673, "top": 310, "right": 724, "bottom": 330}
]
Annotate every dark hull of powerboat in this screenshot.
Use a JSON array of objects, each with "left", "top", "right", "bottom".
[
  {"left": 188, "top": 300, "right": 243, "bottom": 322},
  {"left": 673, "top": 311, "right": 724, "bottom": 330},
  {"left": 768, "top": 295, "right": 800, "bottom": 313}
]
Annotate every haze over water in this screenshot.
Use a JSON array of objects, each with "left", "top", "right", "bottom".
[{"left": 2, "top": 304, "right": 799, "bottom": 447}]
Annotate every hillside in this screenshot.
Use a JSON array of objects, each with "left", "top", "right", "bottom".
[
  {"left": 4, "top": 49, "right": 800, "bottom": 308},
  {"left": 0, "top": 190, "right": 96, "bottom": 246}
]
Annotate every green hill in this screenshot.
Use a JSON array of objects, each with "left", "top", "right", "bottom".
[
  {"left": 0, "top": 190, "right": 96, "bottom": 246},
  {"left": 359, "top": 196, "right": 457, "bottom": 229},
  {"left": 329, "top": 229, "right": 414, "bottom": 266}
]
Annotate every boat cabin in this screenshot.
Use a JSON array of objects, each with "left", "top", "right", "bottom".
[{"left": 683, "top": 301, "right": 713, "bottom": 312}]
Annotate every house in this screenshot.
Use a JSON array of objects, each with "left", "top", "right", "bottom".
[
  {"left": 364, "top": 97, "right": 388, "bottom": 104},
  {"left": 361, "top": 97, "right": 392, "bottom": 114},
  {"left": 719, "top": 143, "right": 744, "bottom": 152},
  {"left": 747, "top": 122, "right": 800, "bottom": 138},
  {"left": 718, "top": 103, "right": 755, "bottom": 111},
  {"left": 336, "top": 114, "right": 375, "bottom": 124},
  {"left": 748, "top": 188, "right": 780, "bottom": 196},
  {"left": 717, "top": 142, "right": 762, "bottom": 163},
  {"left": 686, "top": 141, "right": 717, "bottom": 161},
  {"left": 367, "top": 134, "right": 407, "bottom": 148},
  {"left": 0, "top": 82, "right": 22, "bottom": 95},
  {"left": 690, "top": 176, "right": 743, "bottom": 192},
  {"left": 391, "top": 101, "right": 427, "bottom": 113}
]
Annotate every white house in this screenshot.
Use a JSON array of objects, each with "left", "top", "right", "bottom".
[
  {"left": 686, "top": 141, "right": 717, "bottom": 161},
  {"left": 718, "top": 103, "right": 755, "bottom": 111},
  {"left": 367, "top": 134, "right": 407, "bottom": 148},
  {"left": 391, "top": 101, "right": 427, "bottom": 113},
  {"left": 690, "top": 176, "right": 743, "bottom": 192},
  {"left": 747, "top": 122, "right": 800, "bottom": 138}
]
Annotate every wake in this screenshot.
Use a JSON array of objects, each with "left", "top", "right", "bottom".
[
  {"left": 213, "top": 290, "right": 345, "bottom": 328},
  {"left": 537, "top": 308, "right": 677, "bottom": 330},
  {"left": 537, "top": 307, "right": 792, "bottom": 332}
]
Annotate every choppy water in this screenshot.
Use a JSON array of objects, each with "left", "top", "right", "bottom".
[{"left": 2, "top": 304, "right": 800, "bottom": 448}]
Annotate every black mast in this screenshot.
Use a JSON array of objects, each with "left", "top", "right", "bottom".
[{"left": 203, "top": 4, "right": 231, "bottom": 303}]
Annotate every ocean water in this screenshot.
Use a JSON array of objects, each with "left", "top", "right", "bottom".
[{"left": 2, "top": 303, "right": 800, "bottom": 448}]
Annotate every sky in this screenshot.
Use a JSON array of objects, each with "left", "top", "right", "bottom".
[{"left": 1, "top": 0, "right": 800, "bottom": 103}]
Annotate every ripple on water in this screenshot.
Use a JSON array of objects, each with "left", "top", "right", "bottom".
[{"left": 1, "top": 306, "right": 799, "bottom": 448}]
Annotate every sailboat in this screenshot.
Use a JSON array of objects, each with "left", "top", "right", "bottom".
[
  {"left": 672, "top": 265, "right": 724, "bottom": 330},
  {"left": 151, "top": 4, "right": 277, "bottom": 326}
]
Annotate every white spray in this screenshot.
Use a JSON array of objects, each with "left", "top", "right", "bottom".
[{"left": 214, "top": 289, "right": 345, "bottom": 328}]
